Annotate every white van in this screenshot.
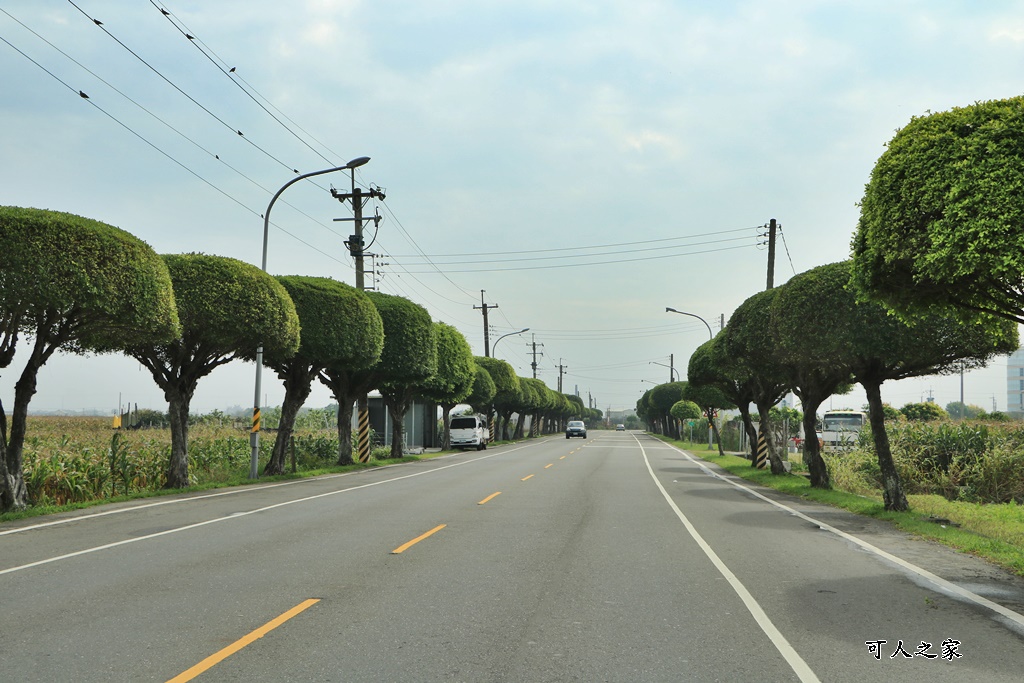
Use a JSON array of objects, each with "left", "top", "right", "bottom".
[{"left": 449, "top": 414, "right": 490, "bottom": 450}]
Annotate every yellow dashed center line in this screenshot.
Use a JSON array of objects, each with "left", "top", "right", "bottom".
[
  {"left": 521, "top": 474, "right": 535, "bottom": 481},
  {"left": 544, "top": 464, "right": 554, "bottom": 469},
  {"left": 391, "top": 524, "right": 446, "bottom": 554},
  {"left": 166, "top": 599, "right": 320, "bottom": 683},
  {"left": 478, "top": 492, "right": 501, "bottom": 505}
]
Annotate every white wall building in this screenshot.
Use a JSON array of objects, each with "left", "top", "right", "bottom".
[{"left": 1006, "top": 347, "right": 1024, "bottom": 414}]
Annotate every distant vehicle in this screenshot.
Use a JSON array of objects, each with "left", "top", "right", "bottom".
[
  {"left": 566, "top": 420, "right": 587, "bottom": 439},
  {"left": 615, "top": 424, "right": 625, "bottom": 431},
  {"left": 449, "top": 414, "right": 489, "bottom": 450},
  {"left": 819, "top": 410, "right": 866, "bottom": 452}
]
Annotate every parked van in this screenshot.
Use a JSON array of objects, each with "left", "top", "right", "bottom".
[{"left": 449, "top": 414, "right": 490, "bottom": 450}]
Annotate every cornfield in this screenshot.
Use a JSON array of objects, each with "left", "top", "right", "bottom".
[
  {"left": 826, "top": 420, "right": 1024, "bottom": 504},
  {"left": 19, "top": 416, "right": 375, "bottom": 507}
]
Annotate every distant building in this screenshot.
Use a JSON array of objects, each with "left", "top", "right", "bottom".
[{"left": 1007, "top": 347, "right": 1024, "bottom": 414}]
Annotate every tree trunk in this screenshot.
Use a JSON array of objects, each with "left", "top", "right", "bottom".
[
  {"left": 709, "top": 415, "right": 725, "bottom": 456},
  {"left": 0, "top": 399, "right": 12, "bottom": 511},
  {"left": 499, "top": 409, "right": 514, "bottom": 440},
  {"left": 2, "top": 331, "right": 61, "bottom": 510},
  {"left": 265, "top": 366, "right": 314, "bottom": 475},
  {"left": 862, "top": 379, "right": 908, "bottom": 511},
  {"left": 439, "top": 403, "right": 454, "bottom": 449},
  {"left": 334, "top": 396, "right": 356, "bottom": 465},
  {"left": 513, "top": 412, "right": 525, "bottom": 440},
  {"left": 801, "top": 397, "right": 830, "bottom": 489},
  {"left": 382, "top": 388, "right": 411, "bottom": 459},
  {"left": 736, "top": 405, "right": 758, "bottom": 460},
  {"left": 164, "top": 387, "right": 192, "bottom": 488},
  {"left": 756, "top": 402, "right": 785, "bottom": 474}
]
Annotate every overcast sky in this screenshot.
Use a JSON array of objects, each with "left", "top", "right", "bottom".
[{"left": 3, "top": 0, "right": 1023, "bottom": 416}]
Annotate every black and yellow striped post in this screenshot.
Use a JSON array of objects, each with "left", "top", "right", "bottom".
[
  {"left": 357, "top": 399, "right": 371, "bottom": 463},
  {"left": 755, "top": 428, "right": 768, "bottom": 469},
  {"left": 489, "top": 411, "right": 496, "bottom": 443},
  {"left": 252, "top": 407, "right": 261, "bottom": 437}
]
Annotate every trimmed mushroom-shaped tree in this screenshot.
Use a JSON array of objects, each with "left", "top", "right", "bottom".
[
  {"left": 852, "top": 96, "right": 1024, "bottom": 326},
  {"left": 769, "top": 262, "right": 857, "bottom": 489},
  {"left": 263, "top": 276, "right": 382, "bottom": 475},
  {"left": 321, "top": 292, "right": 436, "bottom": 462},
  {"left": 647, "top": 381, "right": 688, "bottom": 438},
  {"left": 680, "top": 383, "right": 734, "bottom": 456},
  {"left": 722, "top": 289, "right": 790, "bottom": 473},
  {"left": 416, "top": 322, "right": 474, "bottom": 450},
  {"left": 474, "top": 357, "right": 520, "bottom": 441},
  {"left": 0, "top": 207, "right": 179, "bottom": 510},
  {"left": 127, "top": 253, "right": 298, "bottom": 489},
  {"left": 686, "top": 336, "right": 758, "bottom": 460},
  {"left": 465, "top": 363, "right": 497, "bottom": 417}
]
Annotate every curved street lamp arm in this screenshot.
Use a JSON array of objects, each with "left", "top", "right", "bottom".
[{"left": 665, "top": 307, "right": 713, "bottom": 340}]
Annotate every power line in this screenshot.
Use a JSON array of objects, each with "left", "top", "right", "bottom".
[
  {"left": 394, "top": 243, "right": 754, "bottom": 274},
  {"left": 65, "top": 0, "right": 301, "bottom": 175},
  {"left": 386, "top": 226, "right": 758, "bottom": 258},
  {"left": 149, "top": 0, "right": 337, "bottom": 168},
  {"left": 390, "top": 234, "right": 752, "bottom": 266},
  {"left": 0, "top": 6, "right": 352, "bottom": 250},
  {"left": 0, "top": 29, "right": 350, "bottom": 270}
]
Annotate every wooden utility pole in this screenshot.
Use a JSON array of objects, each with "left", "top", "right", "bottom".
[
  {"left": 474, "top": 290, "right": 498, "bottom": 356},
  {"left": 766, "top": 218, "right": 778, "bottom": 289}
]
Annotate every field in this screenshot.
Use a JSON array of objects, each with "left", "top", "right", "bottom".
[{"left": 16, "top": 415, "right": 386, "bottom": 508}]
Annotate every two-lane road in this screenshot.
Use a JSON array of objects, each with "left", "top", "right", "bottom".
[{"left": 3, "top": 432, "right": 1023, "bottom": 681}]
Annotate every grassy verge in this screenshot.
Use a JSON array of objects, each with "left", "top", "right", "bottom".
[{"left": 659, "top": 435, "right": 1024, "bottom": 577}]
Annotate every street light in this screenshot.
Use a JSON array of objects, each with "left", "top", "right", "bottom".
[
  {"left": 649, "top": 361, "right": 679, "bottom": 381},
  {"left": 665, "top": 307, "right": 713, "bottom": 340},
  {"left": 249, "top": 156, "right": 370, "bottom": 480},
  {"left": 491, "top": 328, "right": 529, "bottom": 357}
]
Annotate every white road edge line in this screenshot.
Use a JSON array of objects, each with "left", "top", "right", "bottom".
[
  {"left": 0, "top": 443, "right": 540, "bottom": 575},
  {"left": 660, "top": 437, "right": 1024, "bottom": 632},
  {"left": 0, "top": 443, "right": 540, "bottom": 538},
  {"left": 635, "top": 435, "right": 820, "bottom": 683}
]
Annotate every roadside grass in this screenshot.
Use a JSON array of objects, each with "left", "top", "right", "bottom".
[{"left": 660, "top": 436, "right": 1024, "bottom": 577}]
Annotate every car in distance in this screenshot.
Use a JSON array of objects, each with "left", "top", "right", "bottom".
[
  {"left": 615, "top": 424, "right": 625, "bottom": 431},
  {"left": 566, "top": 420, "right": 587, "bottom": 439}
]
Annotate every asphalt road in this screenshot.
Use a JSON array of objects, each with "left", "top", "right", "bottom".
[{"left": 2, "top": 431, "right": 1024, "bottom": 682}]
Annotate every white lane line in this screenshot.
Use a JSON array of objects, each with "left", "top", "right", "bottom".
[
  {"left": 659, "top": 437, "right": 1024, "bottom": 632},
  {"left": 0, "top": 443, "right": 541, "bottom": 576},
  {"left": 635, "top": 436, "right": 820, "bottom": 683},
  {"left": 0, "top": 444, "right": 538, "bottom": 538}
]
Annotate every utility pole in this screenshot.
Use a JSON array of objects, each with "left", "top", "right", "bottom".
[
  {"left": 720, "top": 314, "right": 725, "bottom": 331},
  {"left": 670, "top": 353, "right": 675, "bottom": 383},
  {"left": 331, "top": 159, "right": 385, "bottom": 463},
  {"left": 474, "top": 290, "right": 498, "bottom": 356},
  {"left": 530, "top": 334, "right": 544, "bottom": 379},
  {"left": 765, "top": 218, "right": 778, "bottom": 289},
  {"left": 558, "top": 359, "right": 567, "bottom": 393}
]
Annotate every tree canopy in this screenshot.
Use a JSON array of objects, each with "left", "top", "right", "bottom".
[
  {"left": 128, "top": 253, "right": 299, "bottom": 488},
  {"left": 370, "top": 293, "right": 438, "bottom": 459},
  {"left": 417, "top": 322, "right": 474, "bottom": 449},
  {"left": 263, "top": 276, "right": 382, "bottom": 474},
  {"left": 852, "top": 96, "right": 1024, "bottom": 325},
  {"left": 0, "top": 207, "right": 180, "bottom": 510}
]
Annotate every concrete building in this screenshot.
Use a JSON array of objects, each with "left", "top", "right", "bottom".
[{"left": 1007, "top": 347, "right": 1024, "bottom": 415}]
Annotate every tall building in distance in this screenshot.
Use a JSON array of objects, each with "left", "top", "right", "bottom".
[{"left": 1006, "top": 347, "right": 1024, "bottom": 415}]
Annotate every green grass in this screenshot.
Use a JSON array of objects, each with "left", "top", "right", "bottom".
[{"left": 659, "top": 435, "right": 1024, "bottom": 577}]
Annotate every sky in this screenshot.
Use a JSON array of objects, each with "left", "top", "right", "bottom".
[{"left": 2, "top": 0, "right": 1024, "bottom": 417}]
